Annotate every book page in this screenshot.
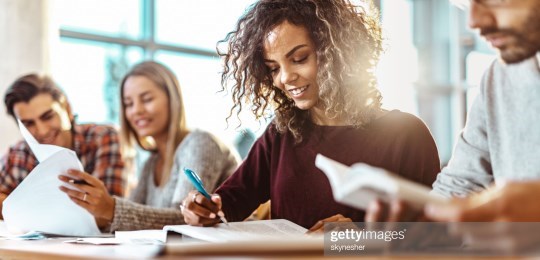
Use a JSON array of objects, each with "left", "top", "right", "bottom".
[
  {"left": 315, "top": 154, "right": 448, "bottom": 210},
  {"left": 164, "top": 219, "right": 307, "bottom": 243}
]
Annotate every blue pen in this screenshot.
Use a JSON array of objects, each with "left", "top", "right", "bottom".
[{"left": 184, "top": 168, "right": 229, "bottom": 225}]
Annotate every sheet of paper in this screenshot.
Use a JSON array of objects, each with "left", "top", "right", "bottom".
[
  {"left": 1, "top": 121, "right": 100, "bottom": 237},
  {"left": 115, "top": 230, "right": 167, "bottom": 243},
  {"left": 16, "top": 120, "right": 65, "bottom": 163},
  {"left": 64, "top": 236, "right": 163, "bottom": 245},
  {"left": 0, "top": 220, "right": 41, "bottom": 240},
  {"left": 164, "top": 219, "right": 307, "bottom": 243}
]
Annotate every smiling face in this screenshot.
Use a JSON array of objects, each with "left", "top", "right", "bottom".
[
  {"left": 122, "top": 75, "right": 170, "bottom": 141},
  {"left": 13, "top": 93, "right": 73, "bottom": 148},
  {"left": 263, "top": 21, "right": 320, "bottom": 111},
  {"left": 469, "top": 0, "right": 540, "bottom": 63}
]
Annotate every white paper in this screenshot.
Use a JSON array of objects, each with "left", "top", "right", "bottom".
[
  {"left": 64, "top": 230, "right": 166, "bottom": 245},
  {"left": 1, "top": 121, "right": 100, "bottom": 237},
  {"left": 16, "top": 119, "right": 65, "bottom": 163},
  {"left": 164, "top": 219, "right": 307, "bottom": 243},
  {"left": 115, "top": 229, "right": 167, "bottom": 243},
  {"left": 64, "top": 237, "right": 162, "bottom": 245}
]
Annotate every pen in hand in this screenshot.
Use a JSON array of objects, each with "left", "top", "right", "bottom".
[
  {"left": 184, "top": 168, "right": 229, "bottom": 226},
  {"left": 68, "top": 179, "right": 89, "bottom": 185}
]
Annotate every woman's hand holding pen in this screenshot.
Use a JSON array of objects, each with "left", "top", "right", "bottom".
[
  {"left": 181, "top": 190, "right": 224, "bottom": 227},
  {"left": 58, "top": 169, "right": 115, "bottom": 228}
]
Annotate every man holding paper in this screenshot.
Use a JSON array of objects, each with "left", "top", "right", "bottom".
[{"left": 0, "top": 74, "right": 125, "bottom": 218}]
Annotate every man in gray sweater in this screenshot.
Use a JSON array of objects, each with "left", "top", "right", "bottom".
[
  {"left": 425, "top": 0, "right": 540, "bottom": 222},
  {"left": 365, "top": 0, "right": 540, "bottom": 223}
]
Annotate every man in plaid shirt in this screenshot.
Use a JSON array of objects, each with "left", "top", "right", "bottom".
[{"left": 0, "top": 74, "right": 125, "bottom": 218}]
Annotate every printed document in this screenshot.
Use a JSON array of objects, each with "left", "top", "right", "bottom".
[{"left": 1, "top": 121, "right": 100, "bottom": 236}]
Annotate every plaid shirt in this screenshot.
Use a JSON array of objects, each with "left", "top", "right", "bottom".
[{"left": 0, "top": 124, "right": 125, "bottom": 196}]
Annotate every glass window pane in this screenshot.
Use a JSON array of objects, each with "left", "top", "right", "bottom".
[
  {"left": 51, "top": 38, "right": 143, "bottom": 125},
  {"left": 155, "top": 51, "right": 253, "bottom": 144},
  {"left": 377, "top": 0, "right": 418, "bottom": 115},
  {"left": 53, "top": 0, "right": 143, "bottom": 39},
  {"left": 155, "top": 0, "right": 255, "bottom": 51}
]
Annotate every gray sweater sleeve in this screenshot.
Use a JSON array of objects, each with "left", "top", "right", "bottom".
[
  {"left": 109, "top": 196, "right": 184, "bottom": 231},
  {"left": 170, "top": 131, "right": 239, "bottom": 206},
  {"left": 432, "top": 66, "right": 495, "bottom": 198},
  {"left": 108, "top": 131, "right": 239, "bottom": 232}
]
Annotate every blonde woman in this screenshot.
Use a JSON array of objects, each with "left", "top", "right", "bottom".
[{"left": 59, "top": 61, "right": 239, "bottom": 231}]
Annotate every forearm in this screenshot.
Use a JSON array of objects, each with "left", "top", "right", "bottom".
[
  {"left": 431, "top": 134, "right": 494, "bottom": 198},
  {"left": 109, "top": 197, "right": 185, "bottom": 232},
  {"left": 431, "top": 171, "right": 491, "bottom": 198}
]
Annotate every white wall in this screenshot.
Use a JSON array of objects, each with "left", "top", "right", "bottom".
[{"left": 0, "top": 0, "right": 51, "bottom": 153}]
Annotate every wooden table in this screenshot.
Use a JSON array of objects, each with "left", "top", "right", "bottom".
[
  {"left": 0, "top": 238, "right": 532, "bottom": 260},
  {"left": 0, "top": 238, "right": 162, "bottom": 259}
]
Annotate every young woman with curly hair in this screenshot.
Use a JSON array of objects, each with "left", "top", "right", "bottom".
[{"left": 181, "top": 0, "right": 440, "bottom": 232}]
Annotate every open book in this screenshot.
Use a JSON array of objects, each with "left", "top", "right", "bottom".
[
  {"left": 315, "top": 154, "right": 447, "bottom": 210},
  {"left": 163, "top": 219, "right": 323, "bottom": 254},
  {"left": 164, "top": 219, "right": 307, "bottom": 242}
]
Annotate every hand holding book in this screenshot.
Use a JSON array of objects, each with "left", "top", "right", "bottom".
[{"left": 315, "top": 154, "right": 448, "bottom": 221}]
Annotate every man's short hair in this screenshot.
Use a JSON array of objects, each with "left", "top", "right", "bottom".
[{"left": 4, "top": 74, "right": 67, "bottom": 118}]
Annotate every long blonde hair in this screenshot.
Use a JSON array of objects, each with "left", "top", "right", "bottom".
[{"left": 119, "top": 61, "right": 188, "bottom": 187}]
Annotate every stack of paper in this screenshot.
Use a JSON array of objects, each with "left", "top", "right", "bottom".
[{"left": 1, "top": 121, "right": 100, "bottom": 236}]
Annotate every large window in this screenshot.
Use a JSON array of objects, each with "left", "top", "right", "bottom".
[
  {"left": 52, "top": 0, "right": 468, "bottom": 163},
  {"left": 51, "top": 0, "right": 255, "bottom": 147}
]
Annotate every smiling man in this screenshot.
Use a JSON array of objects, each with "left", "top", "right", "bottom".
[
  {"left": 432, "top": 0, "right": 540, "bottom": 198},
  {"left": 0, "top": 74, "right": 125, "bottom": 218},
  {"left": 365, "top": 0, "right": 540, "bottom": 223},
  {"left": 418, "top": 0, "right": 540, "bottom": 223}
]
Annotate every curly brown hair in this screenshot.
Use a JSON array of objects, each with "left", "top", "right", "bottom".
[{"left": 219, "top": 0, "right": 383, "bottom": 143}]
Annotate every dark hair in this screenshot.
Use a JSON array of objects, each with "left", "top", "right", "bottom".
[
  {"left": 219, "top": 0, "right": 383, "bottom": 143},
  {"left": 4, "top": 74, "right": 68, "bottom": 118}
]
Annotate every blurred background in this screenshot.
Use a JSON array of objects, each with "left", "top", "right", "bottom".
[{"left": 0, "top": 0, "right": 497, "bottom": 165}]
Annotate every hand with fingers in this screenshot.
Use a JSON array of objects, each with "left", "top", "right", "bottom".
[
  {"left": 307, "top": 214, "right": 353, "bottom": 234},
  {"left": 181, "top": 190, "right": 225, "bottom": 227},
  {"left": 425, "top": 181, "right": 540, "bottom": 222},
  {"left": 58, "top": 169, "right": 115, "bottom": 228},
  {"left": 363, "top": 199, "right": 445, "bottom": 251},
  {"left": 423, "top": 182, "right": 540, "bottom": 253},
  {"left": 364, "top": 198, "right": 426, "bottom": 223}
]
